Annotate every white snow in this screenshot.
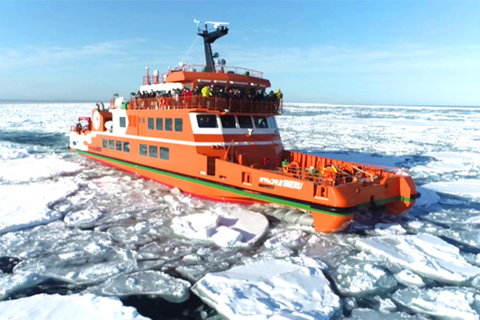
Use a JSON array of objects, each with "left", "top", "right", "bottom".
[
  {"left": 171, "top": 206, "right": 268, "bottom": 247},
  {"left": 0, "top": 293, "right": 149, "bottom": 320},
  {"left": 393, "top": 287, "right": 480, "bottom": 320},
  {"left": 394, "top": 270, "right": 425, "bottom": 287},
  {"left": 356, "top": 233, "right": 480, "bottom": 284},
  {"left": 0, "top": 156, "right": 82, "bottom": 182},
  {"left": 422, "top": 179, "right": 480, "bottom": 199},
  {"left": 192, "top": 257, "right": 341, "bottom": 320},
  {"left": 0, "top": 181, "right": 78, "bottom": 234}
]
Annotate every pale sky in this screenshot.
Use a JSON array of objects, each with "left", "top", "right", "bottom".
[{"left": 1, "top": 0, "right": 479, "bottom": 106}]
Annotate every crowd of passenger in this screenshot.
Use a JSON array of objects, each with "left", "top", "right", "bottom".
[{"left": 133, "top": 85, "right": 283, "bottom": 102}]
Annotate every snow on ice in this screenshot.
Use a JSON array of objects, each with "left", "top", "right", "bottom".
[
  {"left": 171, "top": 206, "right": 268, "bottom": 248},
  {"left": 0, "top": 293, "right": 149, "bottom": 320},
  {"left": 0, "top": 181, "right": 78, "bottom": 234},
  {"left": 192, "top": 257, "right": 341, "bottom": 320},
  {"left": 356, "top": 233, "right": 480, "bottom": 284}
]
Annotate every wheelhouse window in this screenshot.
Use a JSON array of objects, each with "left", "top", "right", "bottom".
[
  {"left": 148, "top": 118, "right": 154, "bottom": 130},
  {"left": 160, "top": 147, "right": 169, "bottom": 160},
  {"left": 220, "top": 115, "right": 236, "bottom": 128},
  {"left": 116, "top": 140, "right": 122, "bottom": 151},
  {"left": 123, "top": 142, "right": 130, "bottom": 153},
  {"left": 253, "top": 116, "right": 268, "bottom": 128},
  {"left": 119, "top": 117, "right": 126, "bottom": 128},
  {"left": 175, "top": 118, "right": 183, "bottom": 132},
  {"left": 103, "top": 139, "right": 107, "bottom": 148},
  {"left": 156, "top": 118, "right": 163, "bottom": 131},
  {"left": 149, "top": 145, "right": 158, "bottom": 158},
  {"left": 267, "top": 116, "right": 277, "bottom": 129},
  {"left": 165, "top": 118, "right": 172, "bottom": 131},
  {"left": 197, "top": 114, "right": 218, "bottom": 128},
  {"left": 109, "top": 139, "right": 114, "bottom": 150},
  {"left": 139, "top": 144, "right": 147, "bottom": 156},
  {"left": 238, "top": 116, "right": 253, "bottom": 128}
]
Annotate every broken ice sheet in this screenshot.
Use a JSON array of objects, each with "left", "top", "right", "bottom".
[
  {"left": 393, "top": 287, "right": 480, "bottom": 320},
  {"left": 331, "top": 262, "right": 397, "bottom": 296},
  {"left": 13, "top": 243, "right": 136, "bottom": 285},
  {"left": 355, "top": 233, "right": 480, "bottom": 284},
  {"left": 88, "top": 270, "right": 191, "bottom": 303},
  {"left": 192, "top": 257, "right": 340, "bottom": 320}
]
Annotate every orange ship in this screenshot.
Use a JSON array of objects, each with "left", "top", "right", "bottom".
[{"left": 70, "top": 21, "right": 420, "bottom": 233}]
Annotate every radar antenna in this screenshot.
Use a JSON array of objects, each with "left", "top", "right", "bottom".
[{"left": 197, "top": 21, "right": 229, "bottom": 72}]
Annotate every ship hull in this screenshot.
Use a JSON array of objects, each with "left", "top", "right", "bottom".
[{"left": 75, "top": 150, "right": 354, "bottom": 233}]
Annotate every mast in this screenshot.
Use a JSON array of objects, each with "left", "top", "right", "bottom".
[{"left": 198, "top": 21, "right": 229, "bottom": 72}]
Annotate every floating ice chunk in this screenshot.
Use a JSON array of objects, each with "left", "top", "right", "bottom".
[
  {"left": 368, "top": 223, "right": 406, "bottom": 236},
  {"left": 392, "top": 287, "right": 480, "bottom": 320},
  {"left": 413, "top": 187, "right": 439, "bottom": 208},
  {"left": 264, "top": 230, "right": 310, "bottom": 250},
  {"left": 0, "top": 156, "right": 82, "bottom": 182},
  {"left": 347, "top": 308, "right": 427, "bottom": 320},
  {"left": 0, "top": 181, "right": 78, "bottom": 234},
  {"left": 423, "top": 179, "right": 480, "bottom": 200},
  {"left": 192, "top": 257, "right": 341, "bottom": 320},
  {"left": 88, "top": 270, "right": 191, "bottom": 303},
  {"left": 0, "top": 293, "right": 149, "bottom": 320},
  {"left": 171, "top": 207, "right": 268, "bottom": 248},
  {"left": 171, "top": 213, "right": 219, "bottom": 239},
  {"left": 0, "top": 273, "right": 45, "bottom": 300},
  {"left": 356, "top": 233, "right": 480, "bottom": 284},
  {"left": 331, "top": 262, "right": 397, "bottom": 296},
  {"left": 0, "top": 142, "right": 29, "bottom": 160},
  {"left": 394, "top": 270, "right": 425, "bottom": 287},
  {"left": 212, "top": 206, "right": 269, "bottom": 247},
  {"left": 64, "top": 208, "right": 103, "bottom": 228},
  {"left": 211, "top": 226, "right": 243, "bottom": 247},
  {"left": 13, "top": 245, "right": 136, "bottom": 285}
]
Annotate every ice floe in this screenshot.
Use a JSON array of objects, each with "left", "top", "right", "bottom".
[
  {"left": 392, "top": 287, "right": 480, "bottom": 320},
  {"left": 423, "top": 179, "right": 480, "bottom": 200},
  {"left": 356, "top": 233, "right": 480, "bottom": 284},
  {"left": 0, "top": 156, "right": 82, "bottom": 182},
  {"left": 0, "top": 293, "right": 149, "bottom": 320},
  {"left": 171, "top": 206, "right": 268, "bottom": 248},
  {"left": 331, "top": 262, "right": 397, "bottom": 296},
  {"left": 192, "top": 257, "right": 341, "bottom": 320},
  {"left": 88, "top": 270, "right": 190, "bottom": 303},
  {"left": 0, "top": 181, "right": 78, "bottom": 234}
]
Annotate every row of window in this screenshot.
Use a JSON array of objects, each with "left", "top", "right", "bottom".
[
  {"left": 148, "top": 118, "right": 182, "bottom": 132},
  {"left": 118, "top": 116, "right": 183, "bottom": 132},
  {"left": 104, "top": 139, "right": 130, "bottom": 153},
  {"left": 197, "top": 115, "right": 269, "bottom": 129},
  {"left": 139, "top": 144, "right": 169, "bottom": 160},
  {"left": 103, "top": 138, "right": 169, "bottom": 161}
]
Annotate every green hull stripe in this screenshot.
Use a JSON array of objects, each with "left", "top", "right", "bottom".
[{"left": 76, "top": 150, "right": 412, "bottom": 217}]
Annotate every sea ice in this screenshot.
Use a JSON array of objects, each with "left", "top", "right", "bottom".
[
  {"left": 13, "top": 242, "right": 136, "bottom": 285},
  {"left": 0, "top": 181, "right": 78, "bottom": 234},
  {"left": 192, "top": 257, "right": 341, "bottom": 320},
  {"left": 356, "top": 233, "right": 480, "bottom": 284},
  {"left": 0, "top": 156, "right": 82, "bottom": 182},
  {"left": 331, "top": 262, "right": 397, "bottom": 296},
  {"left": 394, "top": 269, "right": 425, "bottom": 287},
  {"left": 0, "top": 272, "right": 46, "bottom": 300},
  {"left": 171, "top": 206, "right": 268, "bottom": 248},
  {"left": 392, "top": 287, "right": 480, "bottom": 320},
  {"left": 346, "top": 308, "right": 428, "bottom": 320},
  {"left": 88, "top": 270, "right": 191, "bottom": 303},
  {"left": 0, "top": 293, "right": 149, "bottom": 320},
  {"left": 422, "top": 179, "right": 480, "bottom": 200}
]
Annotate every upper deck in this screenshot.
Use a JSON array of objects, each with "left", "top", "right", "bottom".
[{"left": 122, "top": 95, "right": 282, "bottom": 115}]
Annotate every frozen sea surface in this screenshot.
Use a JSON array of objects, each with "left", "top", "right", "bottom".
[{"left": 0, "top": 102, "right": 479, "bottom": 319}]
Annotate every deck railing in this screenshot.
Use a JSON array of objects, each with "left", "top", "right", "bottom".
[
  {"left": 123, "top": 95, "right": 282, "bottom": 115},
  {"left": 143, "top": 65, "right": 264, "bottom": 85}
]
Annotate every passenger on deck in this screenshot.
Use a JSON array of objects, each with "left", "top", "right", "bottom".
[
  {"left": 276, "top": 88, "right": 283, "bottom": 100},
  {"left": 201, "top": 86, "right": 213, "bottom": 97}
]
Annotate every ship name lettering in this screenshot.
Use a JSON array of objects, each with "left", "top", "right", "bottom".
[{"left": 259, "top": 177, "right": 303, "bottom": 190}]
